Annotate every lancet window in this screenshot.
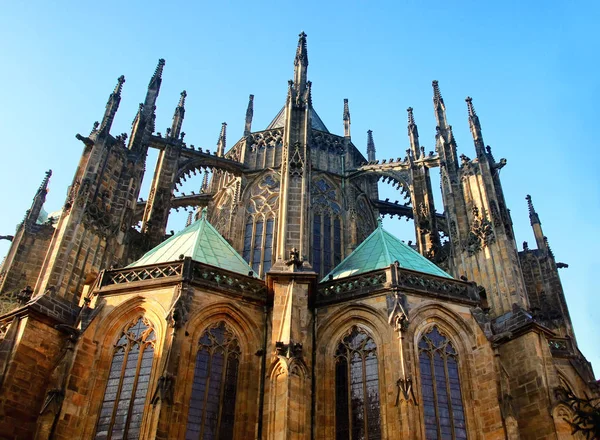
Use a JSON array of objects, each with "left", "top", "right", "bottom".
[
  {"left": 418, "top": 326, "right": 467, "bottom": 440},
  {"left": 185, "top": 322, "right": 241, "bottom": 440},
  {"left": 243, "top": 173, "right": 279, "bottom": 277},
  {"left": 311, "top": 178, "right": 342, "bottom": 278},
  {"left": 335, "top": 326, "right": 382, "bottom": 440},
  {"left": 95, "top": 317, "right": 156, "bottom": 440}
]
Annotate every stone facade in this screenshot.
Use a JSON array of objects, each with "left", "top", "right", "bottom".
[{"left": 0, "top": 32, "right": 596, "bottom": 439}]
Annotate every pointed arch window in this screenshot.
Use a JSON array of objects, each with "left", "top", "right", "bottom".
[
  {"left": 311, "top": 178, "right": 343, "bottom": 278},
  {"left": 95, "top": 317, "right": 156, "bottom": 440},
  {"left": 335, "top": 326, "right": 382, "bottom": 440},
  {"left": 418, "top": 326, "right": 467, "bottom": 440},
  {"left": 185, "top": 321, "right": 241, "bottom": 440},
  {"left": 243, "top": 216, "right": 274, "bottom": 277}
]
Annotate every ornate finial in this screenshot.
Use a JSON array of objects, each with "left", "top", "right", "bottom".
[
  {"left": 466, "top": 96, "right": 476, "bottom": 117},
  {"left": 201, "top": 170, "right": 209, "bottom": 193},
  {"left": 185, "top": 211, "right": 193, "bottom": 227},
  {"left": 407, "top": 107, "right": 415, "bottom": 125},
  {"left": 91, "top": 121, "right": 99, "bottom": 135},
  {"left": 217, "top": 122, "right": 227, "bottom": 156},
  {"left": 295, "top": 31, "right": 308, "bottom": 66},
  {"left": 526, "top": 195, "right": 540, "bottom": 225},
  {"left": 151, "top": 59, "right": 166, "bottom": 83},
  {"left": 306, "top": 81, "right": 313, "bottom": 106},
  {"left": 39, "top": 170, "right": 52, "bottom": 192},
  {"left": 432, "top": 80, "right": 442, "bottom": 103},
  {"left": 114, "top": 75, "right": 125, "bottom": 97},
  {"left": 178, "top": 90, "right": 187, "bottom": 108},
  {"left": 201, "top": 207, "right": 208, "bottom": 219},
  {"left": 244, "top": 94, "right": 254, "bottom": 136},
  {"left": 343, "top": 99, "right": 350, "bottom": 121},
  {"left": 367, "top": 129, "right": 376, "bottom": 161},
  {"left": 377, "top": 217, "right": 383, "bottom": 228}
]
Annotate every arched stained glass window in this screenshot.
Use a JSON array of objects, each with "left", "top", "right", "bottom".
[
  {"left": 186, "top": 321, "right": 241, "bottom": 440},
  {"left": 311, "top": 178, "right": 343, "bottom": 278},
  {"left": 335, "top": 326, "right": 382, "bottom": 440},
  {"left": 95, "top": 317, "right": 156, "bottom": 440},
  {"left": 418, "top": 326, "right": 467, "bottom": 440}
]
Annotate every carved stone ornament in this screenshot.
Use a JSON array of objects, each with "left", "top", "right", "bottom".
[
  {"left": 168, "top": 285, "right": 194, "bottom": 329},
  {"left": 387, "top": 290, "right": 409, "bottom": 333},
  {"left": 275, "top": 340, "right": 303, "bottom": 359},
  {"left": 465, "top": 206, "right": 495, "bottom": 255},
  {"left": 289, "top": 143, "right": 304, "bottom": 178}
]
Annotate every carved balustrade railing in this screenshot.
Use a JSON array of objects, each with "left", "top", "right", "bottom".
[{"left": 316, "top": 264, "right": 479, "bottom": 306}]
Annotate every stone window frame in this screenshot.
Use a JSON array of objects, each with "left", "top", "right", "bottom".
[
  {"left": 411, "top": 318, "right": 475, "bottom": 440},
  {"left": 178, "top": 310, "right": 260, "bottom": 440},
  {"left": 184, "top": 320, "right": 242, "bottom": 440},
  {"left": 334, "top": 325, "right": 383, "bottom": 440},
  {"left": 94, "top": 315, "right": 157, "bottom": 440},
  {"left": 243, "top": 212, "right": 276, "bottom": 277},
  {"left": 311, "top": 176, "right": 344, "bottom": 278}
]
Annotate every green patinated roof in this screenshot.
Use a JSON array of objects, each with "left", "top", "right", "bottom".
[
  {"left": 129, "top": 210, "right": 256, "bottom": 277},
  {"left": 322, "top": 220, "right": 452, "bottom": 281}
]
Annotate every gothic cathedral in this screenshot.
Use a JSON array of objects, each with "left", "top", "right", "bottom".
[{"left": 0, "top": 33, "right": 596, "bottom": 440}]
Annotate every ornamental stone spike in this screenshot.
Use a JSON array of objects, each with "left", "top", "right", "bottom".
[
  {"left": 99, "top": 75, "right": 125, "bottom": 134},
  {"left": 367, "top": 129, "right": 376, "bottom": 162},
  {"left": 343, "top": 99, "right": 351, "bottom": 138},
  {"left": 244, "top": 94, "right": 254, "bottom": 136},
  {"left": 170, "top": 90, "right": 187, "bottom": 139},
  {"left": 293, "top": 31, "right": 309, "bottom": 92},
  {"left": 217, "top": 122, "right": 227, "bottom": 157},
  {"left": 407, "top": 107, "right": 420, "bottom": 158}
]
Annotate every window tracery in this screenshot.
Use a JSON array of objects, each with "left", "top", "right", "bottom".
[
  {"left": 335, "top": 326, "right": 382, "bottom": 440},
  {"left": 243, "top": 173, "right": 279, "bottom": 277},
  {"left": 311, "top": 178, "right": 342, "bottom": 277},
  {"left": 185, "top": 321, "right": 241, "bottom": 440},
  {"left": 418, "top": 326, "right": 467, "bottom": 440},
  {"left": 95, "top": 317, "right": 156, "bottom": 440}
]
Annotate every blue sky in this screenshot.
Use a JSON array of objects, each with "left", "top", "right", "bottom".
[{"left": 1, "top": 2, "right": 599, "bottom": 375}]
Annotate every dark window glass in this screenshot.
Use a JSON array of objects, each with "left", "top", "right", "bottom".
[
  {"left": 252, "top": 220, "right": 264, "bottom": 274},
  {"left": 323, "top": 215, "right": 332, "bottom": 275},
  {"left": 313, "top": 214, "right": 322, "bottom": 275},
  {"left": 95, "top": 317, "right": 156, "bottom": 440},
  {"left": 419, "top": 326, "right": 467, "bottom": 440},
  {"left": 185, "top": 322, "right": 241, "bottom": 440},
  {"left": 263, "top": 219, "right": 274, "bottom": 274},
  {"left": 334, "top": 218, "right": 342, "bottom": 266},
  {"left": 335, "top": 327, "right": 381, "bottom": 440},
  {"left": 242, "top": 219, "right": 253, "bottom": 263}
]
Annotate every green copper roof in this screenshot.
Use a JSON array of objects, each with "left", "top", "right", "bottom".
[
  {"left": 130, "top": 210, "right": 256, "bottom": 277},
  {"left": 322, "top": 221, "right": 452, "bottom": 281}
]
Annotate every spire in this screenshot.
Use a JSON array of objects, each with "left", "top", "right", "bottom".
[
  {"left": 244, "top": 94, "right": 254, "bottom": 136},
  {"left": 149, "top": 58, "right": 165, "bottom": 91},
  {"left": 216, "top": 122, "right": 227, "bottom": 156},
  {"left": 99, "top": 75, "right": 125, "bottom": 135},
  {"left": 293, "top": 31, "right": 309, "bottom": 92},
  {"left": 170, "top": 90, "right": 186, "bottom": 140},
  {"left": 128, "top": 59, "right": 165, "bottom": 152},
  {"left": 201, "top": 170, "right": 209, "bottom": 193},
  {"left": 432, "top": 80, "right": 448, "bottom": 130},
  {"left": 407, "top": 107, "right": 420, "bottom": 158},
  {"left": 185, "top": 211, "right": 193, "bottom": 227},
  {"left": 367, "top": 130, "right": 376, "bottom": 162},
  {"left": 343, "top": 99, "right": 351, "bottom": 138},
  {"left": 466, "top": 96, "right": 485, "bottom": 155},
  {"left": 526, "top": 195, "right": 546, "bottom": 252},
  {"left": 27, "top": 170, "right": 52, "bottom": 225}
]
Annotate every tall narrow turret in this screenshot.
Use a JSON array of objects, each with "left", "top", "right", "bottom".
[
  {"left": 170, "top": 90, "right": 187, "bottom": 140},
  {"left": 217, "top": 122, "right": 227, "bottom": 157},
  {"left": 407, "top": 107, "right": 419, "bottom": 158},
  {"left": 98, "top": 76, "right": 125, "bottom": 136},
  {"left": 293, "top": 32, "right": 309, "bottom": 92},
  {"left": 367, "top": 130, "right": 376, "bottom": 162},
  {"left": 244, "top": 94, "right": 254, "bottom": 136},
  {"left": 343, "top": 99, "right": 351, "bottom": 138},
  {"left": 526, "top": 195, "right": 546, "bottom": 252}
]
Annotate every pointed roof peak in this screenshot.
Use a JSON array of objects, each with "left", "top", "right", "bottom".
[
  {"left": 130, "top": 211, "right": 256, "bottom": 277},
  {"left": 407, "top": 107, "right": 415, "bottom": 125},
  {"left": 178, "top": 90, "right": 187, "bottom": 108},
  {"left": 432, "top": 80, "right": 443, "bottom": 103},
  {"left": 343, "top": 99, "right": 350, "bottom": 121},
  {"left": 295, "top": 31, "right": 308, "bottom": 66},
  {"left": 114, "top": 75, "right": 126, "bottom": 97},
  {"left": 322, "top": 222, "right": 451, "bottom": 281},
  {"left": 466, "top": 96, "right": 476, "bottom": 117},
  {"left": 38, "top": 169, "right": 52, "bottom": 193},
  {"left": 526, "top": 194, "right": 540, "bottom": 224},
  {"left": 151, "top": 58, "right": 165, "bottom": 83}
]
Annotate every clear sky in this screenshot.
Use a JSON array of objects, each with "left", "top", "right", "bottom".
[{"left": 1, "top": 2, "right": 598, "bottom": 375}]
